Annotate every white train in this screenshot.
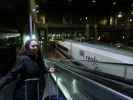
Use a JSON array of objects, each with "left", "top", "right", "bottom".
[{"left": 58, "top": 40, "right": 133, "bottom": 79}]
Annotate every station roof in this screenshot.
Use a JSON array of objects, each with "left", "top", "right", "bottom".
[
  {"left": 38, "top": 0, "right": 133, "bottom": 16},
  {"left": 0, "top": 0, "right": 28, "bottom": 32},
  {"left": 0, "top": 0, "right": 133, "bottom": 32}
]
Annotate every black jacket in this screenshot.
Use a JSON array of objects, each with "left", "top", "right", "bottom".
[
  {"left": 0, "top": 54, "right": 48, "bottom": 100},
  {"left": 0, "top": 55, "right": 47, "bottom": 86}
]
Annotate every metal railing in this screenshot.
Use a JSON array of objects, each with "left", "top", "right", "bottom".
[{"left": 45, "top": 59, "right": 133, "bottom": 100}]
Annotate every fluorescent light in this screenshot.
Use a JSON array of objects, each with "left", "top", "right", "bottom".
[{"left": 117, "top": 12, "right": 123, "bottom": 18}]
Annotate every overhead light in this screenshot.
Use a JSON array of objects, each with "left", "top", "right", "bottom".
[
  {"left": 113, "top": 1, "right": 116, "bottom": 5},
  {"left": 85, "top": 17, "right": 88, "bottom": 20},
  {"left": 92, "top": 0, "right": 96, "bottom": 3},
  {"left": 32, "top": 8, "right": 36, "bottom": 12},
  {"left": 117, "top": 12, "right": 123, "bottom": 18},
  {"left": 117, "top": 14, "right": 122, "bottom": 18},
  {"left": 122, "top": 35, "right": 125, "bottom": 39},
  {"left": 23, "top": 35, "right": 30, "bottom": 44},
  {"left": 32, "top": 34, "right": 36, "bottom": 40},
  {"left": 36, "top": 10, "right": 39, "bottom": 13},
  {"left": 4, "top": 33, "right": 20, "bottom": 39},
  {"left": 131, "top": 4, "right": 133, "bottom": 7},
  {"left": 23, "top": 34, "right": 37, "bottom": 44},
  {"left": 129, "top": 18, "right": 133, "bottom": 22}
]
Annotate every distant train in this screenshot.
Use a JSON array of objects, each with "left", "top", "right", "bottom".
[{"left": 57, "top": 40, "right": 133, "bottom": 79}]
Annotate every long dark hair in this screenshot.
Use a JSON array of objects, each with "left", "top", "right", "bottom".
[{"left": 18, "top": 39, "right": 43, "bottom": 61}]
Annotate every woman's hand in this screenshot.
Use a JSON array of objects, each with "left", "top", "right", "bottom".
[{"left": 48, "top": 67, "right": 55, "bottom": 73}]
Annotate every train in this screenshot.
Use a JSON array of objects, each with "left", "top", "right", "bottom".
[{"left": 57, "top": 40, "right": 133, "bottom": 79}]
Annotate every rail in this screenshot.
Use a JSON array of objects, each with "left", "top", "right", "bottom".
[{"left": 45, "top": 59, "right": 133, "bottom": 100}]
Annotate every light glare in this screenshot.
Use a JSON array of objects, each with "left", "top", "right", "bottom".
[
  {"left": 117, "top": 12, "right": 123, "bottom": 18},
  {"left": 92, "top": 0, "right": 96, "bottom": 3},
  {"left": 113, "top": 2, "right": 116, "bottom": 5}
]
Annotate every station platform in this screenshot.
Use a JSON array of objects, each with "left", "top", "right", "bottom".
[
  {"left": 0, "top": 43, "right": 133, "bottom": 100},
  {"left": 0, "top": 58, "right": 133, "bottom": 100}
]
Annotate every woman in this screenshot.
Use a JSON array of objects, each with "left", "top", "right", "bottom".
[{"left": 0, "top": 39, "right": 54, "bottom": 100}]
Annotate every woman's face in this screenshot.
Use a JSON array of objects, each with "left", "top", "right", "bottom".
[{"left": 29, "top": 40, "right": 39, "bottom": 55}]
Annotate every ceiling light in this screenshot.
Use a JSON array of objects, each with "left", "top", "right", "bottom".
[
  {"left": 117, "top": 12, "right": 123, "bottom": 18},
  {"left": 32, "top": 8, "right": 36, "bottom": 12},
  {"left": 85, "top": 17, "right": 88, "bottom": 20},
  {"left": 36, "top": 10, "right": 39, "bottom": 13},
  {"left": 117, "top": 14, "right": 122, "bottom": 18},
  {"left": 92, "top": 0, "right": 96, "bottom": 3},
  {"left": 113, "top": 1, "right": 116, "bottom": 5},
  {"left": 129, "top": 18, "right": 133, "bottom": 22}
]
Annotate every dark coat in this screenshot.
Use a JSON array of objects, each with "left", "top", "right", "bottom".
[{"left": 0, "top": 54, "right": 48, "bottom": 100}]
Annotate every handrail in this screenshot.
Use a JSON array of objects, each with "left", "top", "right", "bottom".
[
  {"left": 47, "top": 58, "right": 133, "bottom": 66},
  {"left": 45, "top": 59, "right": 133, "bottom": 100},
  {"left": 48, "top": 58, "right": 133, "bottom": 79}
]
